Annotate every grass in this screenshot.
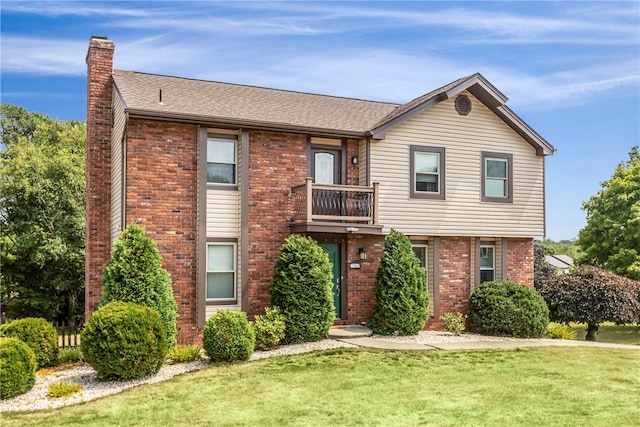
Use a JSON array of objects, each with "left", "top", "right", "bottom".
[
  {"left": 569, "top": 323, "right": 640, "bottom": 345},
  {"left": 4, "top": 346, "right": 639, "bottom": 427}
]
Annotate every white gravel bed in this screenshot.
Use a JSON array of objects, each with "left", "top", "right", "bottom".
[
  {"left": 0, "top": 339, "right": 355, "bottom": 413},
  {"left": 374, "top": 330, "right": 518, "bottom": 344}
]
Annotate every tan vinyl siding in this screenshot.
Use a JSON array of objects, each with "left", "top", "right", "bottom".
[
  {"left": 371, "top": 91, "right": 545, "bottom": 237},
  {"left": 110, "top": 93, "right": 126, "bottom": 244}
]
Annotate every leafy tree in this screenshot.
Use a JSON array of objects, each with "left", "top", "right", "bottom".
[
  {"left": 534, "top": 242, "right": 556, "bottom": 291},
  {"left": 269, "top": 235, "right": 334, "bottom": 344},
  {"left": 539, "top": 266, "right": 640, "bottom": 341},
  {"left": 538, "top": 238, "right": 583, "bottom": 260},
  {"left": 1, "top": 104, "right": 85, "bottom": 321},
  {"left": 577, "top": 147, "right": 640, "bottom": 280},
  {"left": 370, "top": 229, "right": 429, "bottom": 335},
  {"left": 101, "top": 224, "right": 178, "bottom": 347}
]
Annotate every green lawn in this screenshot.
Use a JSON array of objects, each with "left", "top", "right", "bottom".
[
  {"left": 570, "top": 323, "right": 640, "bottom": 345},
  {"left": 4, "top": 347, "right": 640, "bottom": 427}
]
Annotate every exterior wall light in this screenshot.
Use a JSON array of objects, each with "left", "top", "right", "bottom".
[
  {"left": 351, "top": 156, "right": 358, "bottom": 164},
  {"left": 358, "top": 248, "right": 367, "bottom": 260}
]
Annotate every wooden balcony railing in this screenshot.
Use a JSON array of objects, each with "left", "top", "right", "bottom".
[{"left": 291, "top": 177, "right": 379, "bottom": 225}]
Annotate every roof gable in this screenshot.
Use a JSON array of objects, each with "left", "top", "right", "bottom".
[{"left": 371, "top": 73, "right": 555, "bottom": 156}]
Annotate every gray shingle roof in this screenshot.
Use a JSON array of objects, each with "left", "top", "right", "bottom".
[{"left": 113, "top": 70, "right": 398, "bottom": 136}]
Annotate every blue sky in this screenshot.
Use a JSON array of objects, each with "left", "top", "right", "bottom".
[{"left": 2, "top": 1, "right": 639, "bottom": 241}]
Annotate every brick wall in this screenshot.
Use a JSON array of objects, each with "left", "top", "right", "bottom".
[
  {"left": 125, "top": 119, "right": 200, "bottom": 344},
  {"left": 506, "top": 238, "right": 534, "bottom": 287},
  {"left": 85, "top": 37, "right": 114, "bottom": 319},
  {"left": 246, "top": 131, "right": 308, "bottom": 316},
  {"left": 344, "top": 235, "right": 383, "bottom": 324}
]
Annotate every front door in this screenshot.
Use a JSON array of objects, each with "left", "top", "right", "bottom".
[{"left": 319, "top": 243, "right": 341, "bottom": 318}]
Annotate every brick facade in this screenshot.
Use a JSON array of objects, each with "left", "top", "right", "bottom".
[
  {"left": 506, "top": 238, "right": 534, "bottom": 287},
  {"left": 125, "top": 119, "right": 200, "bottom": 344},
  {"left": 85, "top": 37, "right": 114, "bottom": 319}
]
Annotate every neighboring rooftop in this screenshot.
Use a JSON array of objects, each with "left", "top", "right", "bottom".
[{"left": 545, "top": 254, "right": 575, "bottom": 270}]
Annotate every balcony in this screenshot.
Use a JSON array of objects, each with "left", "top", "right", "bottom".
[{"left": 290, "top": 177, "right": 383, "bottom": 234}]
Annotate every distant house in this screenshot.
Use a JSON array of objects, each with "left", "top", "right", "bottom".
[
  {"left": 85, "top": 36, "right": 555, "bottom": 344},
  {"left": 545, "top": 254, "right": 575, "bottom": 274}
]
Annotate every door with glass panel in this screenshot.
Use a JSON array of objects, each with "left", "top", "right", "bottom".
[{"left": 311, "top": 148, "right": 342, "bottom": 217}]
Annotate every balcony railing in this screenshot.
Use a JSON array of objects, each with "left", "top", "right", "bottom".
[{"left": 291, "top": 177, "right": 379, "bottom": 225}]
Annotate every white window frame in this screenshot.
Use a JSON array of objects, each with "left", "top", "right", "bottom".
[
  {"left": 206, "top": 243, "right": 237, "bottom": 302},
  {"left": 479, "top": 244, "right": 495, "bottom": 283},
  {"left": 207, "top": 134, "right": 237, "bottom": 185}
]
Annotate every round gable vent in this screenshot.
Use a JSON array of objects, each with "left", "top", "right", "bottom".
[{"left": 455, "top": 95, "right": 472, "bottom": 115}]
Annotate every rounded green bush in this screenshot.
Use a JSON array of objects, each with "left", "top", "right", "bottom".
[
  {"left": 269, "top": 235, "right": 335, "bottom": 344},
  {"left": 203, "top": 310, "right": 255, "bottom": 363},
  {"left": 468, "top": 281, "right": 549, "bottom": 338},
  {"left": 81, "top": 301, "right": 168, "bottom": 380},
  {"left": 253, "top": 306, "right": 286, "bottom": 351},
  {"left": 0, "top": 317, "right": 59, "bottom": 368},
  {"left": 0, "top": 337, "right": 37, "bottom": 399}
]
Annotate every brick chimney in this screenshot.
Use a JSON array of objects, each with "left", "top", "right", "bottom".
[{"left": 85, "top": 36, "right": 114, "bottom": 320}]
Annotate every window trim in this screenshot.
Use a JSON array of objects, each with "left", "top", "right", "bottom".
[
  {"left": 207, "top": 133, "right": 238, "bottom": 188},
  {"left": 411, "top": 244, "right": 429, "bottom": 292},
  {"left": 481, "top": 151, "right": 513, "bottom": 203},
  {"left": 206, "top": 242, "right": 237, "bottom": 303},
  {"left": 410, "top": 145, "right": 445, "bottom": 200}
]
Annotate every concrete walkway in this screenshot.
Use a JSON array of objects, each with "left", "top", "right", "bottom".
[{"left": 329, "top": 325, "right": 640, "bottom": 351}]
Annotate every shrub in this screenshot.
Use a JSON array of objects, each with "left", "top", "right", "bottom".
[
  {"left": 48, "top": 381, "right": 82, "bottom": 398},
  {"left": 59, "top": 347, "right": 83, "bottom": 364},
  {"left": 0, "top": 317, "right": 59, "bottom": 368},
  {"left": 81, "top": 301, "right": 168, "bottom": 380},
  {"left": 370, "top": 229, "right": 429, "bottom": 336},
  {"left": 101, "top": 223, "right": 178, "bottom": 347},
  {"left": 539, "top": 266, "right": 640, "bottom": 341},
  {"left": 167, "top": 345, "right": 202, "bottom": 363},
  {"left": 546, "top": 323, "right": 577, "bottom": 340},
  {"left": 0, "top": 337, "right": 37, "bottom": 399},
  {"left": 441, "top": 312, "right": 466, "bottom": 335},
  {"left": 468, "top": 281, "right": 549, "bottom": 338},
  {"left": 253, "top": 307, "right": 286, "bottom": 351},
  {"left": 203, "top": 310, "right": 255, "bottom": 363},
  {"left": 269, "top": 235, "right": 335, "bottom": 344}
]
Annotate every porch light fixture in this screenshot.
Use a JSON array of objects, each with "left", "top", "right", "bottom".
[
  {"left": 346, "top": 227, "right": 359, "bottom": 233},
  {"left": 351, "top": 156, "right": 358, "bottom": 164},
  {"left": 358, "top": 248, "right": 367, "bottom": 260}
]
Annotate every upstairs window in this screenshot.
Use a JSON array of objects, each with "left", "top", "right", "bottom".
[
  {"left": 410, "top": 146, "right": 445, "bottom": 200},
  {"left": 207, "top": 135, "right": 237, "bottom": 184},
  {"left": 482, "top": 152, "right": 513, "bottom": 203}
]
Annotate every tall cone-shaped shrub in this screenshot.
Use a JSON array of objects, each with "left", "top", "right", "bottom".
[
  {"left": 101, "top": 224, "right": 178, "bottom": 347},
  {"left": 370, "top": 229, "right": 429, "bottom": 335},
  {"left": 270, "top": 235, "right": 335, "bottom": 344}
]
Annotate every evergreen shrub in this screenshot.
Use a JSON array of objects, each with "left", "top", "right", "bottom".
[
  {"left": 0, "top": 337, "right": 37, "bottom": 399},
  {"left": 370, "top": 229, "right": 429, "bottom": 335},
  {"left": 81, "top": 301, "right": 168, "bottom": 380},
  {"left": 203, "top": 310, "right": 255, "bottom": 363},
  {"left": 269, "top": 235, "right": 335, "bottom": 344},
  {"left": 253, "top": 306, "right": 286, "bottom": 351},
  {"left": 101, "top": 223, "right": 178, "bottom": 347},
  {"left": 166, "top": 345, "right": 202, "bottom": 363},
  {"left": 468, "top": 281, "right": 549, "bottom": 338},
  {"left": 0, "top": 317, "right": 59, "bottom": 368}
]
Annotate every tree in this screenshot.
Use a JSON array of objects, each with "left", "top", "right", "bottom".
[
  {"left": 101, "top": 224, "right": 178, "bottom": 347},
  {"left": 577, "top": 147, "right": 640, "bottom": 280},
  {"left": 539, "top": 266, "right": 640, "bottom": 341},
  {"left": 1, "top": 104, "right": 86, "bottom": 321},
  {"left": 370, "top": 229, "right": 429, "bottom": 335},
  {"left": 269, "top": 235, "right": 335, "bottom": 344},
  {"left": 534, "top": 242, "right": 556, "bottom": 291}
]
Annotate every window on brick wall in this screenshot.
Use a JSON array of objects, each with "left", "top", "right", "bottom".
[
  {"left": 207, "top": 243, "right": 236, "bottom": 301},
  {"left": 410, "top": 146, "right": 445, "bottom": 199},
  {"left": 207, "top": 134, "right": 237, "bottom": 184},
  {"left": 480, "top": 244, "right": 495, "bottom": 283}
]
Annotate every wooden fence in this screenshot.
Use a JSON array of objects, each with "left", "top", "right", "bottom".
[{"left": 55, "top": 321, "right": 83, "bottom": 348}]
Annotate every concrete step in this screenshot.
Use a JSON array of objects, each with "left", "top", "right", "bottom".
[{"left": 329, "top": 325, "right": 373, "bottom": 339}]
